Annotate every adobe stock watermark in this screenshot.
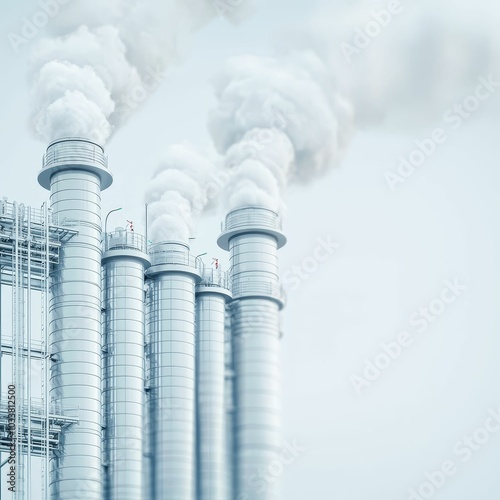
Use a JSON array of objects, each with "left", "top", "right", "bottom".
[
  {"left": 211, "top": 0, "right": 247, "bottom": 18},
  {"left": 350, "top": 278, "right": 467, "bottom": 394},
  {"left": 240, "top": 440, "right": 306, "bottom": 498},
  {"left": 385, "top": 74, "right": 500, "bottom": 191},
  {"left": 119, "top": 64, "right": 168, "bottom": 117},
  {"left": 87, "top": 63, "right": 167, "bottom": 144},
  {"left": 7, "top": 0, "right": 72, "bottom": 54},
  {"left": 282, "top": 236, "right": 339, "bottom": 293},
  {"left": 341, "top": 0, "right": 405, "bottom": 64},
  {"left": 407, "top": 405, "right": 500, "bottom": 499}
]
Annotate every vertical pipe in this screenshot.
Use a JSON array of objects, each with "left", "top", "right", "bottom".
[
  {"left": 13, "top": 202, "right": 26, "bottom": 499},
  {"left": 195, "top": 272, "right": 231, "bottom": 500},
  {"left": 12, "top": 202, "right": 20, "bottom": 500},
  {"left": 102, "top": 229, "right": 150, "bottom": 500},
  {"left": 223, "top": 310, "right": 236, "bottom": 500},
  {"left": 37, "top": 138, "right": 113, "bottom": 500},
  {"left": 146, "top": 242, "right": 201, "bottom": 500},
  {"left": 145, "top": 204, "right": 148, "bottom": 250},
  {"left": 27, "top": 207, "right": 32, "bottom": 499},
  {"left": 217, "top": 207, "right": 286, "bottom": 500},
  {"left": 44, "top": 202, "right": 50, "bottom": 500},
  {"left": 0, "top": 242, "right": 2, "bottom": 498}
]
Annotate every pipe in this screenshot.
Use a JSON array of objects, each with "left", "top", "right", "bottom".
[
  {"left": 146, "top": 241, "right": 202, "bottom": 500},
  {"left": 195, "top": 271, "right": 232, "bottom": 500},
  {"left": 38, "top": 137, "right": 113, "bottom": 500},
  {"left": 217, "top": 207, "right": 286, "bottom": 500},
  {"left": 102, "top": 230, "right": 150, "bottom": 500}
]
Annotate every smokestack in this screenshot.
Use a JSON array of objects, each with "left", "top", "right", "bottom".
[
  {"left": 224, "top": 309, "right": 236, "bottom": 500},
  {"left": 195, "top": 269, "right": 232, "bottom": 500},
  {"left": 102, "top": 228, "right": 150, "bottom": 500},
  {"left": 146, "top": 241, "right": 202, "bottom": 500},
  {"left": 38, "top": 137, "right": 112, "bottom": 499},
  {"left": 217, "top": 206, "right": 286, "bottom": 500}
]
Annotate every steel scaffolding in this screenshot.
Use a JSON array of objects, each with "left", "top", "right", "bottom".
[{"left": 0, "top": 198, "right": 79, "bottom": 500}]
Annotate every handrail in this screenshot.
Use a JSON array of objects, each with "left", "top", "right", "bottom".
[
  {"left": 232, "top": 280, "right": 285, "bottom": 302},
  {"left": 148, "top": 243, "right": 205, "bottom": 273},
  {"left": 103, "top": 231, "right": 147, "bottom": 253},
  {"left": 0, "top": 396, "right": 79, "bottom": 419},
  {"left": 0, "top": 199, "right": 55, "bottom": 225},
  {"left": 199, "top": 268, "right": 231, "bottom": 290},
  {"left": 223, "top": 207, "right": 282, "bottom": 232},
  {"left": 43, "top": 141, "right": 108, "bottom": 169}
]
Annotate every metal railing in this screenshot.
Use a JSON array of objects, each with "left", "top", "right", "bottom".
[
  {"left": 148, "top": 243, "right": 205, "bottom": 273},
  {"left": 0, "top": 198, "right": 55, "bottom": 225},
  {"left": 103, "top": 230, "right": 148, "bottom": 253},
  {"left": 0, "top": 396, "right": 79, "bottom": 421},
  {"left": 43, "top": 138, "right": 108, "bottom": 170},
  {"left": 231, "top": 280, "right": 286, "bottom": 303},
  {"left": 199, "top": 268, "right": 231, "bottom": 290},
  {"left": 222, "top": 206, "right": 282, "bottom": 233}
]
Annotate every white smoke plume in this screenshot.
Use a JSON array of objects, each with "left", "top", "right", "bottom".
[
  {"left": 208, "top": 0, "right": 499, "bottom": 211},
  {"left": 146, "top": 143, "right": 221, "bottom": 242},
  {"left": 29, "top": 0, "right": 251, "bottom": 144},
  {"left": 209, "top": 50, "right": 354, "bottom": 213},
  {"left": 309, "top": 0, "right": 500, "bottom": 128}
]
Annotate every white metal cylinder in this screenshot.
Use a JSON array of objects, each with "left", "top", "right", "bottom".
[
  {"left": 195, "top": 271, "right": 231, "bottom": 500},
  {"left": 102, "top": 230, "right": 150, "bottom": 500},
  {"left": 218, "top": 207, "right": 286, "bottom": 500},
  {"left": 38, "top": 138, "right": 113, "bottom": 500},
  {"left": 224, "top": 310, "right": 236, "bottom": 500},
  {"left": 146, "top": 242, "right": 201, "bottom": 500}
]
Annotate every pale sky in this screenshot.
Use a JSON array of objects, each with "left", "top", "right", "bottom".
[{"left": 1, "top": 1, "right": 500, "bottom": 499}]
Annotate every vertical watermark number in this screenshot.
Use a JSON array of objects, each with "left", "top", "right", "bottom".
[{"left": 7, "top": 384, "right": 16, "bottom": 492}]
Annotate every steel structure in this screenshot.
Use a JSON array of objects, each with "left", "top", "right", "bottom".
[
  {"left": 0, "top": 198, "right": 79, "bottom": 500},
  {"left": 1, "top": 139, "right": 286, "bottom": 500}
]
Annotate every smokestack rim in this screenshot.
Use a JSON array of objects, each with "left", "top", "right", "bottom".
[
  {"left": 217, "top": 206, "right": 286, "bottom": 251},
  {"left": 38, "top": 136, "right": 113, "bottom": 191},
  {"left": 146, "top": 240, "right": 202, "bottom": 281},
  {"left": 102, "top": 248, "right": 151, "bottom": 268},
  {"left": 46, "top": 136, "right": 105, "bottom": 152},
  {"left": 148, "top": 240, "right": 190, "bottom": 251}
]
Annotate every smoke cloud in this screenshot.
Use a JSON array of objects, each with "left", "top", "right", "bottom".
[
  {"left": 207, "top": 0, "right": 499, "bottom": 211},
  {"left": 209, "top": 50, "right": 354, "bottom": 213},
  {"left": 146, "top": 143, "right": 221, "bottom": 242},
  {"left": 310, "top": 0, "right": 500, "bottom": 128},
  {"left": 29, "top": 0, "right": 249, "bottom": 144}
]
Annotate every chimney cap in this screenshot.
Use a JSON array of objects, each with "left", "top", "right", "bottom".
[{"left": 38, "top": 137, "right": 113, "bottom": 190}]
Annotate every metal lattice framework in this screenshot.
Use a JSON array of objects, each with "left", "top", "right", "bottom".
[{"left": 0, "top": 198, "right": 79, "bottom": 500}]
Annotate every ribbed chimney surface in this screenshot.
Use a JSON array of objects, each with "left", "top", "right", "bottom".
[
  {"left": 195, "top": 270, "right": 232, "bottom": 500},
  {"left": 102, "top": 229, "right": 150, "bottom": 500},
  {"left": 31, "top": 141, "right": 287, "bottom": 500},
  {"left": 146, "top": 241, "right": 202, "bottom": 500},
  {"left": 38, "top": 138, "right": 112, "bottom": 500},
  {"left": 218, "top": 207, "right": 286, "bottom": 500}
]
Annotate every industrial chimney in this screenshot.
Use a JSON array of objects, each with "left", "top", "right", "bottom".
[
  {"left": 195, "top": 269, "right": 232, "bottom": 500},
  {"left": 102, "top": 227, "right": 150, "bottom": 500},
  {"left": 145, "top": 241, "right": 202, "bottom": 500},
  {"left": 218, "top": 207, "right": 286, "bottom": 500},
  {"left": 38, "top": 137, "right": 113, "bottom": 499}
]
